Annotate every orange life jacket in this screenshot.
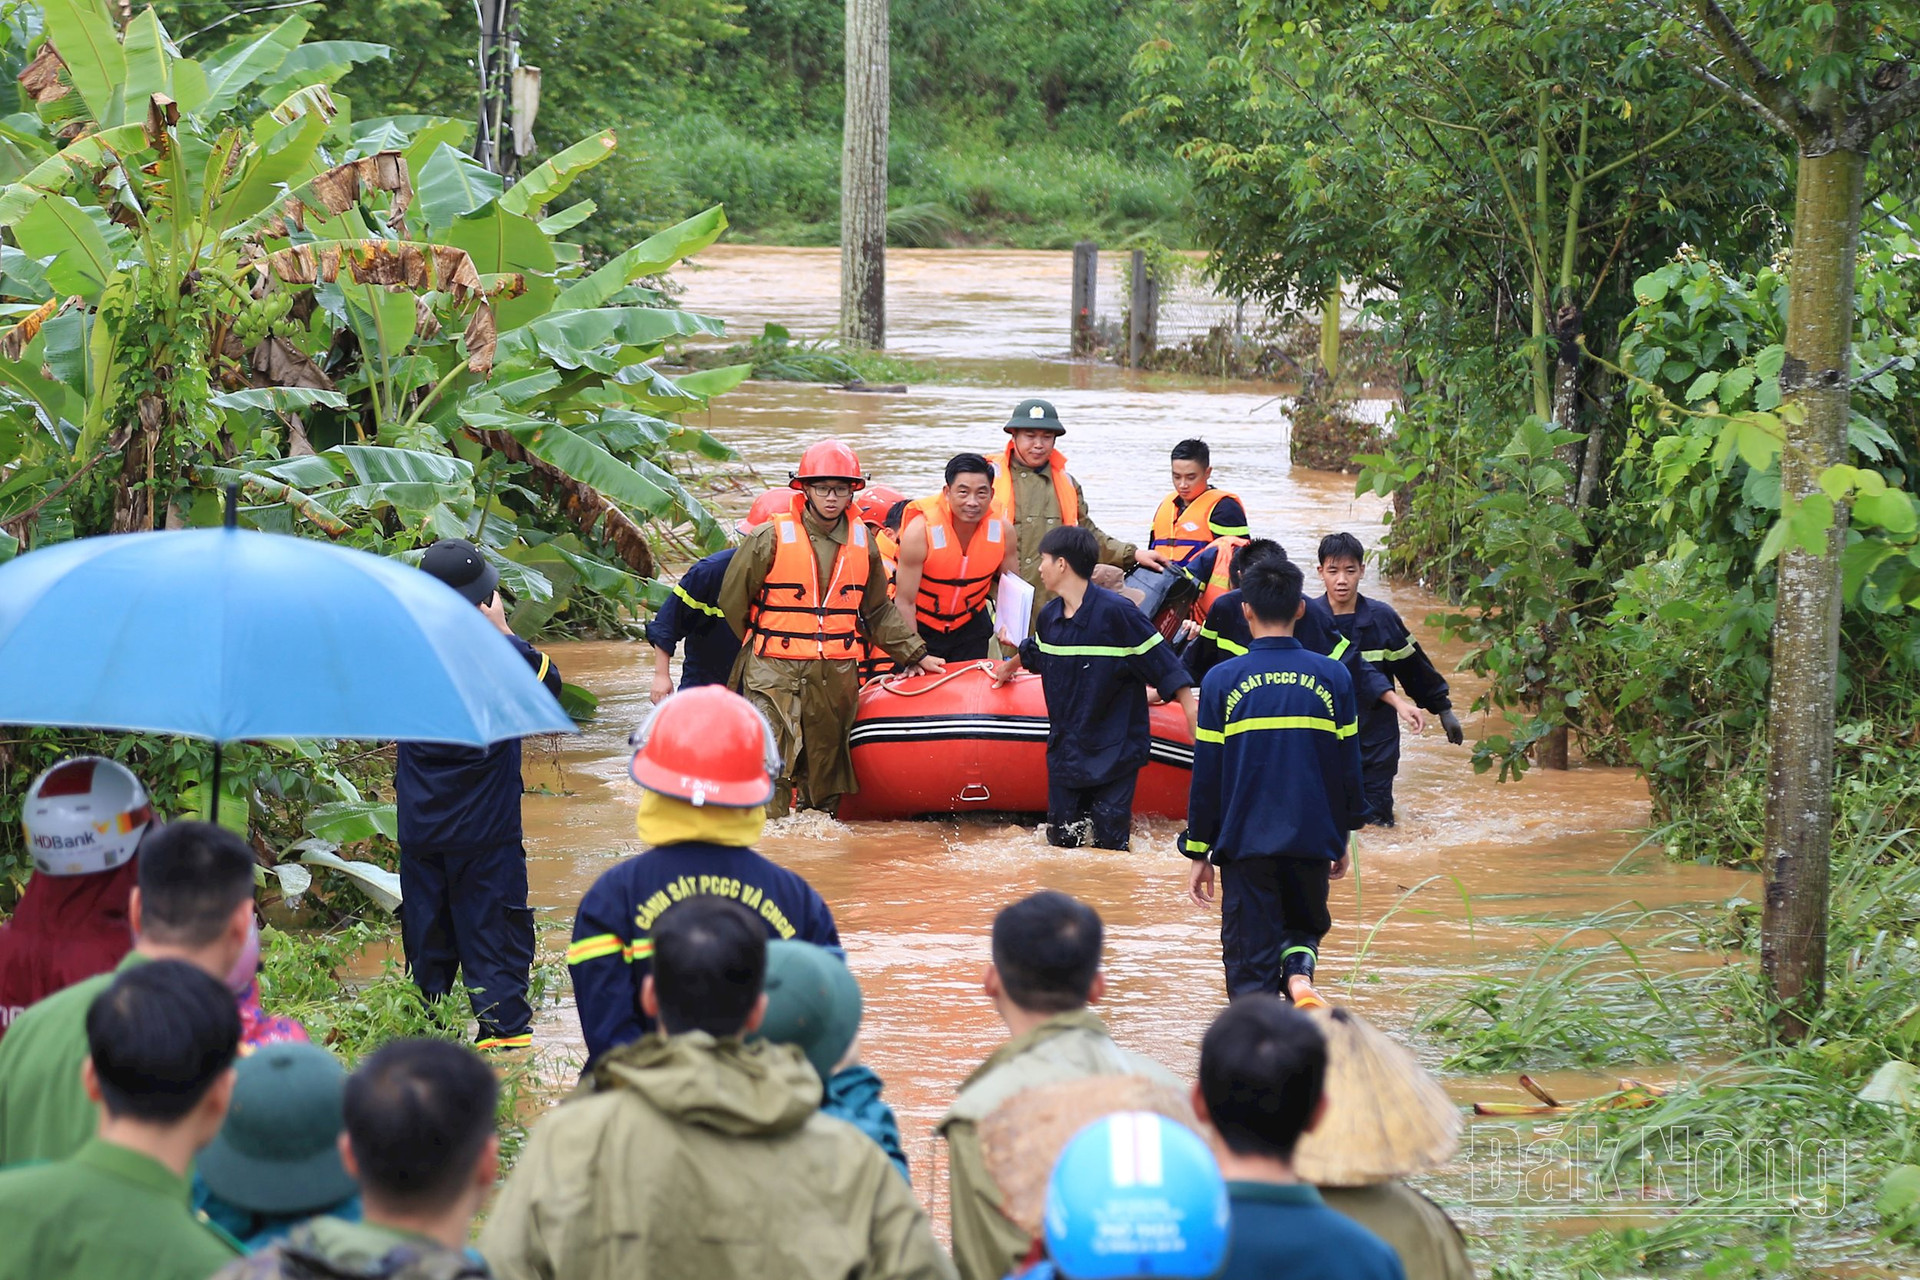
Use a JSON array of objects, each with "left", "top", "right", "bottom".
[
  {"left": 1193, "top": 535, "right": 1249, "bottom": 619},
  {"left": 994, "top": 445, "right": 1078, "bottom": 526},
  {"left": 904, "top": 495, "right": 1007, "bottom": 632},
  {"left": 1150, "top": 488, "right": 1243, "bottom": 565},
  {"left": 873, "top": 526, "right": 900, "bottom": 596},
  {"left": 856, "top": 525, "right": 902, "bottom": 680},
  {"left": 748, "top": 512, "right": 870, "bottom": 660}
]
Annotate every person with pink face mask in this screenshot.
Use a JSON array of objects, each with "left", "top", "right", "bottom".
[{"left": 225, "top": 922, "right": 310, "bottom": 1054}]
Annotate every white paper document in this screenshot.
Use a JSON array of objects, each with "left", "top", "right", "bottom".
[{"left": 995, "top": 574, "right": 1035, "bottom": 646}]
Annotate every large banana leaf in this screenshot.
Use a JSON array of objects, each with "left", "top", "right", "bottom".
[
  {"left": 416, "top": 142, "right": 502, "bottom": 230},
  {"left": 498, "top": 130, "right": 616, "bottom": 217},
  {"left": 40, "top": 0, "right": 123, "bottom": 126},
  {"left": 555, "top": 205, "right": 728, "bottom": 310},
  {"left": 199, "top": 16, "right": 310, "bottom": 119},
  {"left": 0, "top": 6, "right": 738, "bottom": 634},
  {"left": 14, "top": 196, "right": 123, "bottom": 302},
  {"left": 500, "top": 306, "right": 726, "bottom": 373}
]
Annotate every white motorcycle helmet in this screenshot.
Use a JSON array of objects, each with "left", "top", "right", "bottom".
[{"left": 22, "top": 756, "right": 154, "bottom": 876}]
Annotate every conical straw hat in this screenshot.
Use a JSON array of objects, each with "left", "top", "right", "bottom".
[
  {"left": 979, "top": 1074, "right": 1199, "bottom": 1237},
  {"left": 1291, "top": 1006, "right": 1461, "bottom": 1187}
]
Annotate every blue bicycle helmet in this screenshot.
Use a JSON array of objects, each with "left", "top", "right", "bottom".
[{"left": 1043, "top": 1111, "right": 1231, "bottom": 1280}]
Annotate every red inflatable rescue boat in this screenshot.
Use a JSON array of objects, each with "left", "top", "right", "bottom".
[{"left": 837, "top": 662, "right": 1193, "bottom": 820}]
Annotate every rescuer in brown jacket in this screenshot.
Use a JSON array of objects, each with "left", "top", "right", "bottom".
[
  {"left": 992, "top": 399, "right": 1167, "bottom": 619},
  {"left": 718, "top": 439, "right": 943, "bottom": 815}
]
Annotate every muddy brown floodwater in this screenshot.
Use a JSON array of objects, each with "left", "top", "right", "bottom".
[{"left": 516, "top": 246, "right": 1754, "bottom": 1234}]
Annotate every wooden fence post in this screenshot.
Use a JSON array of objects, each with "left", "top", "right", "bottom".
[
  {"left": 1071, "top": 242, "right": 1097, "bottom": 355},
  {"left": 1128, "top": 250, "right": 1159, "bottom": 367}
]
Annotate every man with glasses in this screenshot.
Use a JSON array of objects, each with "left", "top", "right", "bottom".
[{"left": 719, "top": 440, "right": 945, "bottom": 816}]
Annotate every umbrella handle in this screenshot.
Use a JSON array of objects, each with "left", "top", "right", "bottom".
[
  {"left": 224, "top": 483, "right": 240, "bottom": 530},
  {"left": 209, "top": 742, "right": 222, "bottom": 826}
]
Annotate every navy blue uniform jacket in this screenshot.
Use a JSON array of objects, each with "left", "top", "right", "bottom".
[
  {"left": 395, "top": 634, "right": 561, "bottom": 851},
  {"left": 1188, "top": 589, "right": 1392, "bottom": 709},
  {"left": 1305, "top": 593, "right": 1452, "bottom": 715},
  {"left": 645, "top": 547, "right": 741, "bottom": 689},
  {"left": 1019, "top": 584, "right": 1193, "bottom": 789},
  {"left": 1185, "top": 637, "right": 1368, "bottom": 863},
  {"left": 566, "top": 841, "right": 841, "bottom": 1064}
]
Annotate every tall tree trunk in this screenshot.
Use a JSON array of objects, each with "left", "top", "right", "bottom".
[
  {"left": 1320, "top": 278, "right": 1342, "bottom": 381},
  {"left": 1761, "top": 143, "right": 1865, "bottom": 1038},
  {"left": 840, "top": 0, "right": 888, "bottom": 349}
]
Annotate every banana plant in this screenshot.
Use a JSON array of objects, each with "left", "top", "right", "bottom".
[{"left": 0, "top": 0, "right": 746, "bottom": 627}]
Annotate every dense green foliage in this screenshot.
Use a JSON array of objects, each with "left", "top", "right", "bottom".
[
  {"left": 1134, "top": 0, "right": 1920, "bottom": 835},
  {"left": 0, "top": 1, "right": 743, "bottom": 884},
  {"left": 145, "top": 0, "right": 1189, "bottom": 248},
  {"left": 1137, "top": 0, "right": 1920, "bottom": 1262}
]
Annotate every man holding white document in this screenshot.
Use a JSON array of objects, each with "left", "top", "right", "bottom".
[{"left": 893, "top": 452, "right": 1023, "bottom": 662}]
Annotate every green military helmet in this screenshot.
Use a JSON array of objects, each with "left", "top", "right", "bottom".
[
  {"left": 1004, "top": 398, "right": 1065, "bottom": 436},
  {"left": 196, "top": 1041, "right": 357, "bottom": 1216},
  {"left": 751, "top": 940, "right": 863, "bottom": 1082}
]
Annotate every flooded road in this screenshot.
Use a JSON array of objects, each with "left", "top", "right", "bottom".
[{"left": 521, "top": 246, "right": 1752, "bottom": 1223}]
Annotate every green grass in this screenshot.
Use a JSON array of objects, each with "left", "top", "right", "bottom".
[
  {"left": 258, "top": 921, "right": 548, "bottom": 1163},
  {"left": 1427, "top": 821, "right": 1920, "bottom": 1274},
  {"left": 617, "top": 114, "right": 1190, "bottom": 248}
]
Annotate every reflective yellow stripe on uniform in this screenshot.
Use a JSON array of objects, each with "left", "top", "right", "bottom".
[
  {"left": 626, "top": 939, "right": 655, "bottom": 961},
  {"left": 1280, "top": 945, "right": 1317, "bottom": 960},
  {"left": 1182, "top": 835, "right": 1210, "bottom": 854},
  {"left": 535, "top": 653, "right": 552, "bottom": 683},
  {"left": 566, "top": 934, "right": 624, "bottom": 965},
  {"left": 1196, "top": 626, "right": 1247, "bottom": 657},
  {"left": 1361, "top": 640, "right": 1416, "bottom": 663},
  {"left": 1329, "top": 635, "right": 1350, "bottom": 661},
  {"left": 672, "top": 583, "right": 725, "bottom": 619},
  {"left": 1200, "top": 715, "right": 1360, "bottom": 740},
  {"left": 478, "top": 1033, "right": 533, "bottom": 1050},
  {"left": 1033, "top": 633, "right": 1165, "bottom": 658}
]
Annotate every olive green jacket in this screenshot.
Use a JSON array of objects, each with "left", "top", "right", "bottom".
[
  {"left": 718, "top": 507, "right": 927, "bottom": 665},
  {"left": 938, "top": 1011, "right": 1178, "bottom": 1280},
  {"left": 479, "top": 1032, "right": 953, "bottom": 1280},
  {"left": 1321, "top": 1182, "right": 1475, "bottom": 1280},
  {"left": 1003, "top": 461, "right": 1136, "bottom": 615}
]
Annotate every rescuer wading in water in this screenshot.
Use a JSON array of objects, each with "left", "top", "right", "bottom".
[
  {"left": 1184, "top": 557, "right": 1367, "bottom": 1011},
  {"left": 993, "top": 526, "right": 1196, "bottom": 852},
  {"left": 1307, "top": 532, "right": 1461, "bottom": 827},
  {"left": 718, "top": 440, "right": 944, "bottom": 816},
  {"left": 894, "top": 452, "right": 1020, "bottom": 663},
  {"left": 994, "top": 400, "right": 1167, "bottom": 620},
  {"left": 647, "top": 490, "right": 799, "bottom": 704},
  {"left": 1146, "top": 438, "right": 1250, "bottom": 569}
]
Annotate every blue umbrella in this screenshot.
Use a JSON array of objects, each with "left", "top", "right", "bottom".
[{"left": 0, "top": 519, "right": 574, "bottom": 812}]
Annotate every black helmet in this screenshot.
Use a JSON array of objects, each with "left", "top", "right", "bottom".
[
  {"left": 1004, "top": 399, "right": 1064, "bottom": 436},
  {"left": 421, "top": 537, "right": 499, "bottom": 605}
]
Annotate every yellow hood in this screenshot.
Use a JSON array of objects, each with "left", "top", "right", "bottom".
[{"left": 637, "top": 789, "right": 766, "bottom": 848}]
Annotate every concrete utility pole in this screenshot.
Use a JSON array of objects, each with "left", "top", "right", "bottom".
[
  {"left": 840, "top": 0, "right": 889, "bottom": 347},
  {"left": 475, "top": 0, "right": 538, "bottom": 177}
]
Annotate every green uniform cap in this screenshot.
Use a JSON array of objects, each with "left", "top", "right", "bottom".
[
  {"left": 197, "top": 1041, "right": 357, "bottom": 1215},
  {"left": 1005, "top": 399, "right": 1065, "bottom": 435},
  {"left": 751, "top": 940, "right": 862, "bottom": 1082}
]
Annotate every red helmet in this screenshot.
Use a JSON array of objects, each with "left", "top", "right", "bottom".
[
  {"left": 854, "top": 483, "right": 907, "bottom": 529},
  {"left": 737, "top": 488, "right": 799, "bottom": 534},
  {"left": 789, "top": 439, "right": 866, "bottom": 491},
  {"left": 629, "top": 686, "right": 780, "bottom": 808}
]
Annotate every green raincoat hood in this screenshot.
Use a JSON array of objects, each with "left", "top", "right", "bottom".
[{"left": 589, "top": 1030, "right": 822, "bottom": 1136}]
